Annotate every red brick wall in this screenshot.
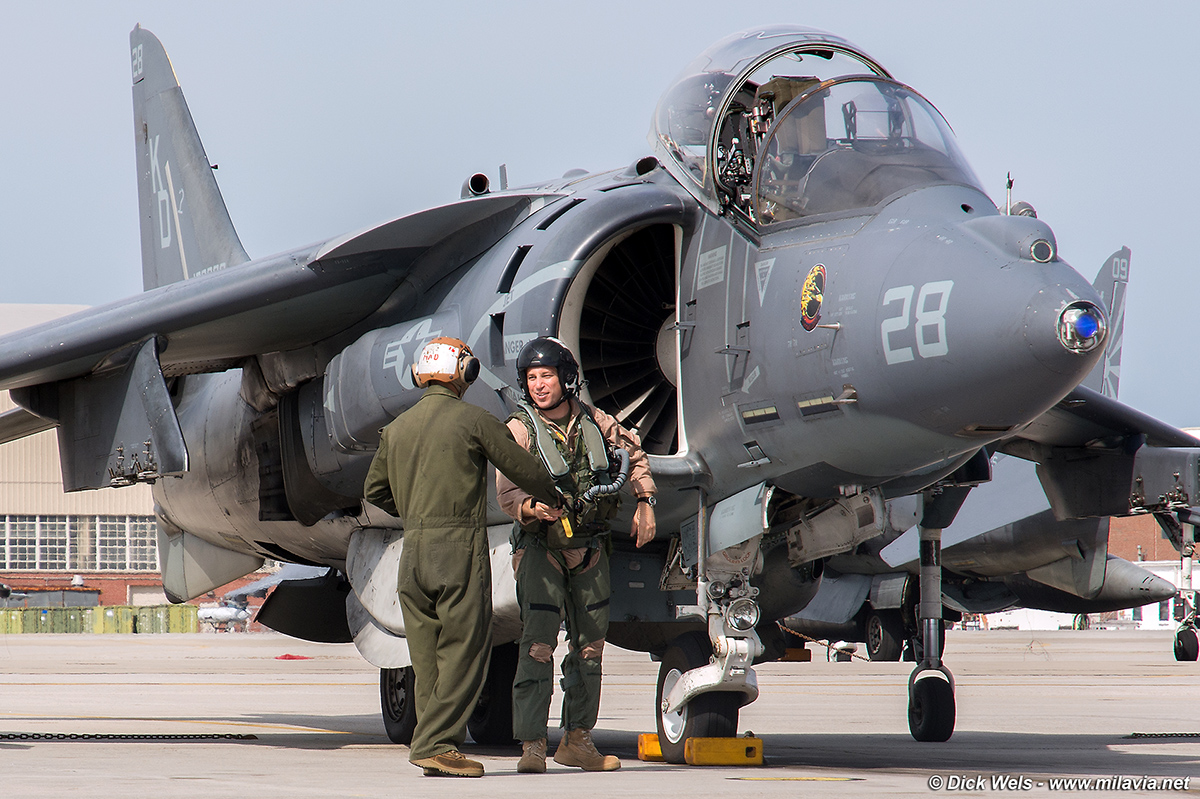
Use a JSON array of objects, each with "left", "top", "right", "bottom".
[{"left": 1108, "top": 514, "right": 1178, "bottom": 562}]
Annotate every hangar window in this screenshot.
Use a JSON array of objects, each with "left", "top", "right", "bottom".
[{"left": 0, "top": 514, "right": 158, "bottom": 571}]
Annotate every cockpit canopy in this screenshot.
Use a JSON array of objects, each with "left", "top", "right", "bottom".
[{"left": 651, "top": 26, "right": 985, "bottom": 226}]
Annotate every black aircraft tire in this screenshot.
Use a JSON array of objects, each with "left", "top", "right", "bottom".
[
  {"left": 866, "top": 610, "right": 904, "bottom": 662},
  {"left": 468, "top": 642, "right": 519, "bottom": 746},
  {"left": 1174, "top": 628, "right": 1199, "bottom": 662},
  {"left": 380, "top": 666, "right": 417, "bottom": 745},
  {"left": 655, "top": 631, "right": 739, "bottom": 764},
  {"left": 908, "top": 675, "right": 955, "bottom": 742}
]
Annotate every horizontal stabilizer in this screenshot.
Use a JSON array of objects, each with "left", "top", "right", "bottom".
[
  {"left": 1009, "top": 385, "right": 1199, "bottom": 450},
  {"left": 0, "top": 406, "right": 55, "bottom": 445}
]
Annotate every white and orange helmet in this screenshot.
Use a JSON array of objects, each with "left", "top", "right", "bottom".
[{"left": 411, "top": 336, "right": 480, "bottom": 395}]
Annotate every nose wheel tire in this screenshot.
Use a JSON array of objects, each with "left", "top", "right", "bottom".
[
  {"left": 655, "top": 631, "right": 739, "bottom": 763},
  {"left": 1174, "top": 627, "right": 1199, "bottom": 662},
  {"left": 908, "top": 674, "right": 955, "bottom": 742},
  {"left": 380, "top": 666, "right": 417, "bottom": 745}
]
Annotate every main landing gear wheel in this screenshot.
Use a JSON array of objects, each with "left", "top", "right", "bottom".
[
  {"left": 468, "top": 642, "right": 519, "bottom": 745},
  {"left": 865, "top": 610, "right": 904, "bottom": 662},
  {"left": 655, "top": 631, "right": 739, "bottom": 764},
  {"left": 1174, "top": 627, "right": 1199, "bottom": 662},
  {"left": 380, "top": 666, "right": 417, "bottom": 745},
  {"left": 908, "top": 672, "right": 955, "bottom": 742}
]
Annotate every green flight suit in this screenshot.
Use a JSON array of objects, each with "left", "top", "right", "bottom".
[
  {"left": 363, "top": 383, "right": 558, "bottom": 762},
  {"left": 508, "top": 403, "right": 618, "bottom": 742}
]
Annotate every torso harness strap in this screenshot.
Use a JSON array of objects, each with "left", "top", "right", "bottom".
[
  {"left": 518, "top": 401, "right": 609, "bottom": 479},
  {"left": 512, "top": 401, "right": 616, "bottom": 550}
]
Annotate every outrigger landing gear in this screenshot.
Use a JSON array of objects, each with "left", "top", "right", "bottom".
[
  {"left": 1175, "top": 620, "right": 1199, "bottom": 662},
  {"left": 1175, "top": 510, "right": 1198, "bottom": 662},
  {"left": 908, "top": 524, "right": 955, "bottom": 742}
]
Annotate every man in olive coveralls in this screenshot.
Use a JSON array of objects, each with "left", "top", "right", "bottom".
[
  {"left": 364, "top": 337, "right": 559, "bottom": 778},
  {"left": 497, "top": 338, "right": 657, "bottom": 774}
]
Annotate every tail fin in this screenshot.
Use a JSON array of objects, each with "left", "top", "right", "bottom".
[
  {"left": 131, "top": 26, "right": 248, "bottom": 289},
  {"left": 1080, "top": 246, "right": 1129, "bottom": 398}
]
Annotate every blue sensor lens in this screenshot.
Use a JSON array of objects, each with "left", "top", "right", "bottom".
[{"left": 1074, "top": 313, "right": 1099, "bottom": 340}]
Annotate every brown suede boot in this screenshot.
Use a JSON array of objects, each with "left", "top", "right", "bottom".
[
  {"left": 411, "top": 749, "right": 485, "bottom": 777},
  {"left": 553, "top": 728, "right": 620, "bottom": 771},
  {"left": 517, "top": 738, "right": 547, "bottom": 773}
]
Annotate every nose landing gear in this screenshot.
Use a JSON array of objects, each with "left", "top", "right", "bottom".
[
  {"left": 908, "top": 525, "right": 956, "bottom": 742},
  {"left": 655, "top": 631, "right": 742, "bottom": 763}
]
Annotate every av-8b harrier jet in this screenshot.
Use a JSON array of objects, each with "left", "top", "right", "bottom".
[{"left": 0, "top": 25, "right": 1197, "bottom": 755}]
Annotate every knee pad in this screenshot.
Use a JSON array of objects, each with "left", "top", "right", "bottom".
[
  {"left": 528, "top": 641, "right": 554, "bottom": 663},
  {"left": 579, "top": 639, "right": 604, "bottom": 660}
]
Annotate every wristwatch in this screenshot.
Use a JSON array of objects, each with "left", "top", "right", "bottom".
[{"left": 636, "top": 495, "right": 657, "bottom": 507}]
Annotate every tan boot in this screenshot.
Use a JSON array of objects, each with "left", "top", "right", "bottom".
[
  {"left": 553, "top": 728, "right": 621, "bottom": 771},
  {"left": 411, "top": 749, "right": 485, "bottom": 777},
  {"left": 517, "top": 738, "right": 547, "bottom": 773}
]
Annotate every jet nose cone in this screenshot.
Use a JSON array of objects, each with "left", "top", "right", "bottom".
[{"left": 1023, "top": 289, "right": 1108, "bottom": 374}]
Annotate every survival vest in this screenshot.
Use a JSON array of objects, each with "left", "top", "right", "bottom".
[{"left": 510, "top": 401, "right": 621, "bottom": 549}]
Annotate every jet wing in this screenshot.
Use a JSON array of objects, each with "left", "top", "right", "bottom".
[
  {"left": 0, "top": 192, "right": 557, "bottom": 393},
  {"left": 998, "top": 384, "right": 1200, "bottom": 522},
  {"left": 1005, "top": 385, "right": 1199, "bottom": 450}
]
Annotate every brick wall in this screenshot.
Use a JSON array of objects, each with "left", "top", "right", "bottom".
[{"left": 1108, "top": 514, "right": 1179, "bottom": 562}]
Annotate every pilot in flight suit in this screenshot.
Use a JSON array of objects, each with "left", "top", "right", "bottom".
[{"left": 496, "top": 337, "right": 657, "bottom": 774}]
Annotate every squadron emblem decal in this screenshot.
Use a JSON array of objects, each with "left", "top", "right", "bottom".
[{"left": 800, "top": 264, "right": 826, "bottom": 331}]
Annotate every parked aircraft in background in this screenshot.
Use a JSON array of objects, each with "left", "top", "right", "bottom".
[
  {"left": 198, "top": 601, "right": 251, "bottom": 632},
  {"left": 0, "top": 25, "right": 1196, "bottom": 756}
]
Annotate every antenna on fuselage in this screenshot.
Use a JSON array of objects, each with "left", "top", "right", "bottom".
[{"left": 1005, "top": 172, "right": 1014, "bottom": 214}]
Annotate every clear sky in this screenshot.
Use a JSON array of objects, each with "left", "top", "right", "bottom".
[{"left": 1, "top": 2, "right": 1196, "bottom": 428}]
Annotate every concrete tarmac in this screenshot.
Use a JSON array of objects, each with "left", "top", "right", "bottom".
[{"left": 1, "top": 629, "right": 1197, "bottom": 797}]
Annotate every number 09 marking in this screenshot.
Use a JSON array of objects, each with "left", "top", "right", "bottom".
[{"left": 881, "top": 281, "right": 954, "bottom": 365}]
